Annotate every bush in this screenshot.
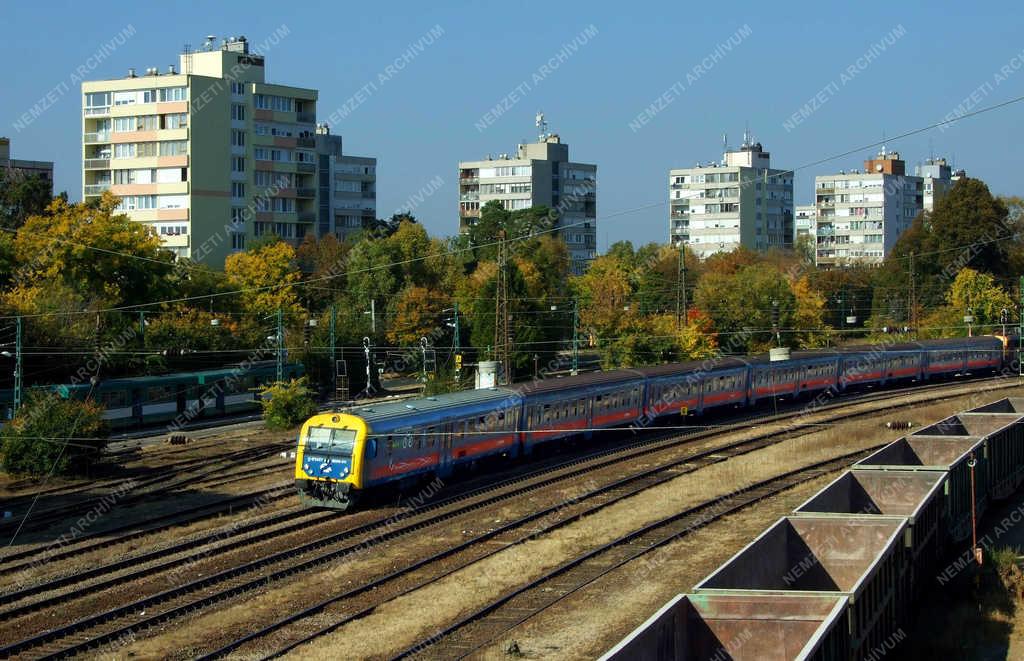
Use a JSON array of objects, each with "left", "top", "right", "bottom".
[
  {"left": 0, "top": 391, "right": 109, "bottom": 476},
  {"left": 259, "top": 377, "right": 318, "bottom": 431}
]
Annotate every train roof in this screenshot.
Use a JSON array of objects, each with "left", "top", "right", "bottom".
[
  {"left": 59, "top": 361, "right": 300, "bottom": 392},
  {"left": 344, "top": 387, "right": 519, "bottom": 424},
  {"left": 509, "top": 368, "right": 645, "bottom": 395},
  {"left": 632, "top": 357, "right": 751, "bottom": 378}
]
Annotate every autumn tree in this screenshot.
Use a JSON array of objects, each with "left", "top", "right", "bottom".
[
  {"left": 386, "top": 285, "right": 449, "bottom": 346},
  {"left": 694, "top": 262, "right": 795, "bottom": 353},
  {"left": 11, "top": 193, "right": 173, "bottom": 309},
  {"left": 224, "top": 239, "right": 303, "bottom": 318}
]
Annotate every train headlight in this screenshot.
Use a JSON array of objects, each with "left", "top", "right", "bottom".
[{"left": 303, "top": 463, "right": 310, "bottom": 472}]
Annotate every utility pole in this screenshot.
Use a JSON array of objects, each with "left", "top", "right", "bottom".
[
  {"left": 494, "top": 230, "right": 511, "bottom": 384},
  {"left": 329, "top": 304, "right": 337, "bottom": 395},
  {"left": 452, "top": 301, "right": 461, "bottom": 384},
  {"left": 13, "top": 317, "right": 22, "bottom": 414},
  {"left": 675, "top": 247, "right": 686, "bottom": 329},
  {"left": 364, "top": 299, "right": 376, "bottom": 336},
  {"left": 1019, "top": 275, "right": 1023, "bottom": 378},
  {"left": 138, "top": 311, "right": 146, "bottom": 346},
  {"left": 908, "top": 251, "right": 916, "bottom": 335},
  {"left": 571, "top": 299, "right": 579, "bottom": 376},
  {"left": 275, "top": 308, "right": 284, "bottom": 383}
]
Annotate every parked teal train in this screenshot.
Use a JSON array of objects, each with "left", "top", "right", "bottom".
[
  {"left": 295, "top": 336, "right": 1016, "bottom": 511},
  {"left": 3, "top": 361, "right": 304, "bottom": 429}
]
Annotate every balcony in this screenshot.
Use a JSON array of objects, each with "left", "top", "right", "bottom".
[
  {"left": 84, "top": 183, "right": 111, "bottom": 195},
  {"left": 84, "top": 106, "right": 110, "bottom": 116},
  {"left": 297, "top": 136, "right": 315, "bottom": 148},
  {"left": 297, "top": 111, "right": 316, "bottom": 123},
  {"left": 296, "top": 187, "right": 316, "bottom": 198},
  {"left": 84, "top": 132, "right": 111, "bottom": 144},
  {"left": 296, "top": 162, "right": 315, "bottom": 174},
  {"left": 84, "top": 158, "right": 110, "bottom": 170},
  {"left": 460, "top": 193, "right": 479, "bottom": 202},
  {"left": 459, "top": 176, "right": 479, "bottom": 184}
]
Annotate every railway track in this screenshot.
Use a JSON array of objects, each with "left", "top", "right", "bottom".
[
  {"left": 392, "top": 448, "right": 874, "bottom": 660},
  {"left": 0, "top": 376, "right": 1014, "bottom": 658},
  {"left": 0, "top": 441, "right": 292, "bottom": 543},
  {"left": 199, "top": 427, "right": 883, "bottom": 659},
  {"left": 1, "top": 374, "right": 989, "bottom": 610}
]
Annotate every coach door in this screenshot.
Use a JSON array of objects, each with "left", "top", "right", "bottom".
[{"left": 131, "top": 388, "right": 144, "bottom": 425}]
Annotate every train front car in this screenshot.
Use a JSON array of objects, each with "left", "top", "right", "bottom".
[{"left": 295, "top": 412, "right": 367, "bottom": 511}]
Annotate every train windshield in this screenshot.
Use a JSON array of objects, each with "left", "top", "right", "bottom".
[{"left": 305, "top": 427, "right": 358, "bottom": 456}]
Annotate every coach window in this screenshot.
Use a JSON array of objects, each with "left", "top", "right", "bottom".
[
  {"left": 368, "top": 438, "right": 378, "bottom": 458},
  {"left": 386, "top": 436, "right": 394, "bottom": 455}
]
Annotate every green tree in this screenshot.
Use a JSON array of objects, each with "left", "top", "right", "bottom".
[
  {"left": 694, "top": 262, "right": 795, "bottom": 353},
  {"left": 259, "top": 377, "right": 318, "bottom": 430},
  {"left": 0, "top": 170, "right": 55, "bottom": 229},
  {"left": 0, "top": 392, "right": 108, "bottom": 476},
  {"left": 946, "top": 268, "right": 1014, "bottom": 334}
]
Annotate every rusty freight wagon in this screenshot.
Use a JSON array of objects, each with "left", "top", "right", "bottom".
[
  {"left": 792, "top": 469, "right": 945, "bottom": 600},
  {"left": 927, "top": 403, "right": 1024, "bottom": 499},
  {"left": 854, "top": 435, "right": 987, "bottom": 545},
  {"left": 600, "top": 593, "right": 850, "bottom": 661},
  {"left": 691, "top": 516, "right": 909, "bottom": 661}
]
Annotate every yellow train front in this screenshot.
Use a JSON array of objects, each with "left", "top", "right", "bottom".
[{"left": 294, "top": 413, "right": 368, "bottom": 511}]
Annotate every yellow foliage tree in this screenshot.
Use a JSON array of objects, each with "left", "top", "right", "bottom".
[
  {"left": 224, "top": 240, "right": 303, "bottom": 318},
  {"left": 386, "top": 285, "right": 448, "bottom": 346}
]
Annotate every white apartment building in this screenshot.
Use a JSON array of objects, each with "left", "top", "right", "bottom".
[
  {"left": 314, "top": 124, "right": 376, "bottom": 241},
  {"left": 915, "top": 157, "right": 963, "bottom": 212},
  {"left": 795, "top": 204, "right": 816, "bottom": 241},
  {"left": 83, "top": 34, "right": 379, "bottom": 264},
  {"left": 459, "top": 130, "right": 596, "bottom": 274},
  {"left": 814, "top": 149, "right": 923, "bottom": 267},
  {"left": 668, "top": 137, "right": 793, "bottom": 258}
]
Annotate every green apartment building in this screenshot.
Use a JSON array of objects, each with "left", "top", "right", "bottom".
[{"left": 82, "top": 35, "right": 372, "bottom": 265}]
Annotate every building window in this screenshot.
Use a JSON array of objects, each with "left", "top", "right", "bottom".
[
  {"left": 254, "top": 94, "right": 293, "bottom": 112},
  {"left": 231, "top": 82, "right": 245, "bottom": 96},
  {"left": 231, "top": 104, "right": 246, "bottom": 121},
  {"left": 158, "top": 140, "right": 187, "bottom": 156},
  {"left": 231, "top": 233, "right": 245, "bottom": 250},
  {"left": 231, "top": 130, "right": 246, "bottom": 147},
  {"left": 231, "top": 157, "right": 245, "bottom": 173},
  {"left": 119, "top": 195, "right": 157, "bottom": 210},
  {"left": 158, "top": 87, "right": 187, "bottom": 102},
  {"left": 162, "top": 113, "right": 187, "bottom": 129},
  {"left": 231, "top": 182, "right": 245, "bottom": 199}
]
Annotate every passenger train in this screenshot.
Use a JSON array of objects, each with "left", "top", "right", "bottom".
[
  {"left": 295, "top": 336, "right": 1016, "bottom": 510},
  {"left": 4, "top": 361, "right": 304, "bottom": 429}
]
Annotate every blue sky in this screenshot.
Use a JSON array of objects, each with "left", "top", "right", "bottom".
[{"left": 4, "top": 0, "right": 1023, "bottom": 251}]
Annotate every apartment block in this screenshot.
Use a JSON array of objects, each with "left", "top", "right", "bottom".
[
  {"left": 314, "top": 124, "right": 376, "bottom": 241},
  {"left": 459, "top": 131, "right": 596, "bottom": 274},
  {"left": 915, "top": 157, "right": 965, "bottom": 212},
  {"left": 0, "top": 137, "right": 53, "bottom": 192},
  {"left": 795, "top": 204, "right": 816, "bottom": 241},
  {"left": 814, "top": 149, "right": 923, "bottom": 267},
  {"left": 668, "top": 137, "right": 793, "bottom": 258},
  {"left": 82, "top": 35, "right": 319, "bottom": 262}
]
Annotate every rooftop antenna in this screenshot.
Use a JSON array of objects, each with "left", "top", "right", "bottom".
[
  {"left": 535, "top": 111, "right": 548, "bottom": 142},
  {"left": 183, "top": 43, "right": 192, "bottom": 75},
  {"left": 742, "top": 123, "right": 751, "bottom": 148},
  {"left": 880, "top": 130, "right": 887, "bottom": 158},
  {"left": 722, "top": 132, "right": 728, "bottom": 152},
  {"left": 928, "top": 137, "right": 934, "bottom": 163},
  {"left": 204, "top": 35, "right": 216, "bottom": 51}
]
